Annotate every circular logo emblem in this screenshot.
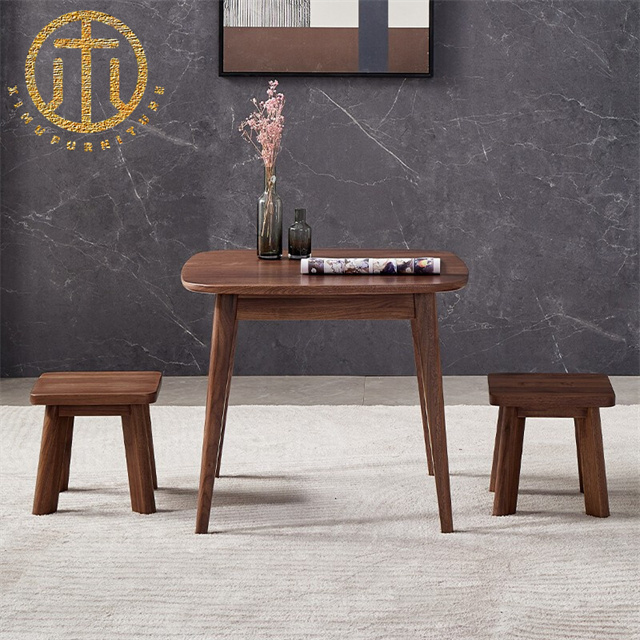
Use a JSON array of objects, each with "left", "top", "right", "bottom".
[{"left": 25, "top": 11, "right": 148, "bottom": 134}]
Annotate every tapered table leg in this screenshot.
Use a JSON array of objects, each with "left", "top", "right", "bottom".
[
  {"left": 215, "top": 313, "right": 239, "bottom": 478},
  {"left": 33, "top": 406, "right": 66, "bottom": 515},
  {"left": 577, "top": 409, "right": 609, "bottom": 517},
  {"left": 196, "top": 294, "right": 238, "bottom": 533},
  {"left": 489, "top": 406, "right": 505, "bottom": 492},
  {"left": 492, "top": 408, "right": 524, "bottom": 516},
  {"left": 59, "top": 417, "right": 74, "bottom": 492},
  {"left": 411, "top": 319, "right": 434, "bottom": 476},
  {"left": 413, "top": 293, "right": 453, "bottom": 533}
]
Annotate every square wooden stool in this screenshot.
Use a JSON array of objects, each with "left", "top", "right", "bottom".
[
  {"left": 31, "top": 371, "right": 162, "bottom": 516},
  {"left": 488, "top": 373, "right": 615, "bottom": 518}
]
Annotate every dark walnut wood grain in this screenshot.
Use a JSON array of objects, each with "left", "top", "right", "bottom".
[
  {"left": 411, "top": 318, "right": 434, "bottom": 476},
  {"left": 33, "top": 406, "right": 67, "bottom": 515},
  {"left": 488, "top": 373, "right": 615, "bottom": 409},
  {"left": 30, "top": 371, "right": 163, "bottom": 406},
  {"left": 237, "top": 294, "right": 416, "bottom": 320},
  {"left": 195, "top": 294, "right": 238, "bottom": 533},
  {"left": 31, "top": 371, "right": 161, "bottom": 516},
  {"left": 182, "top": 249, "right": 468, "bottom": 296},
  {"left": 413, "top": 294, "right": 453, "bottom": 533},
  {"left": 488, "top": 373, "right": 613, "bottom": 518},
  {"left": 182, "top": 249, "right": 469, "bottom": 535}
]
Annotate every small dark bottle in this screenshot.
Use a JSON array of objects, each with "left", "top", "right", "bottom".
[{"left": 288, "top": 208, "right": 312, "bottom": 259}]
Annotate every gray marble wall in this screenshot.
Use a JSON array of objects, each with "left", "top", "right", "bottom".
[{"left": 1, "top": 0, "right": 638, "bottom": 377}]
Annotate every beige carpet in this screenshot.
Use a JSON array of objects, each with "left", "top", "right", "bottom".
[{"left": 1, "top": 405, "right": 638, "bottom": 640}]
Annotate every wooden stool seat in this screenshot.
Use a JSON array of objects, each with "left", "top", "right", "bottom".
[
  {"left": 31, "top": 371, "right": 162, "bottom": 517},
  {"left": 488, "top": 373, "right": 614, "bottom": 518},
  {"left": 31, "top": 371, "right": 162, "bottom": 406},
  {"left": 488, "top": 373, "right": 615, "bottom": 410}
]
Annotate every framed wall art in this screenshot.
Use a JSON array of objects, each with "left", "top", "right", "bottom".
[{"left": 220, "top": 0, "right": 433, "bottom": 77}]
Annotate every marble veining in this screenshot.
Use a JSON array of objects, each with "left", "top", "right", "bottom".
[{"left": 1, "top": 0, "right": 638, "bottom": 376}]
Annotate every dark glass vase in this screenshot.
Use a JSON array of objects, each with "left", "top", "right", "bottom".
[
  {"left": 257, "top": 165, "right": 282, "bottom": 260},
  {"left": 288, "top": 208, "right": 312, "bottom": 259}
]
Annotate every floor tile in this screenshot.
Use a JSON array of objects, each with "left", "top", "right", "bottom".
[{"left": 363, "top": 376, "right": 490, "bottom": 405}]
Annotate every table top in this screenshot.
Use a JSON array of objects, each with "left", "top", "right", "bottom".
[{"left": 181, "top": 249, "right": 468, "bottom": 296}]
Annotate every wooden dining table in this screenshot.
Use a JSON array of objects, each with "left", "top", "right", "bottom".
[{"left": 181, "top": 249, "right": 469, "bottom": 534}]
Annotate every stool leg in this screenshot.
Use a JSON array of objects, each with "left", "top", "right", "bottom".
[
  {"left": 33, "top": 406, "right": 66, "bottom": 515},
  {"left": 122, "top": 405, "right": 156, "bottom": 514},
  {"left": 493, "top": 408, "right": 525, "bottom": 516},
  {"left": 574, "top": 419, "right": 584, "bottom": 494},
  {"left": 577, "top": 409, "right": 609, "bottom": 517},
  {"left": 489, "top": 406, "right": 505, "bottom": 492},
  {"left": 142, "top": 405, "right": 158, "bottom": 490},
  {"left": 59, "top": 417, "right": 74, "bottom": 492}
]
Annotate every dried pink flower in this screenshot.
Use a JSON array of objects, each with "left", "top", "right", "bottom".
[{"left": 239, "top": 80, "right": 285, "bottom": 168}]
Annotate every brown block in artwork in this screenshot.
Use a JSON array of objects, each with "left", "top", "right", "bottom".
[
  {"left": 388, "top": 28, "right": 430, "bottom": 74},
  {"left": 223, "top": 27, "right": 358, "bottom": 73}
]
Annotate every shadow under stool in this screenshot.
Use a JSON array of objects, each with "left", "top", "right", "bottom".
[
  {"left": 31, "top": 371, "right": 162, "bottom": 516},
  {"left": 488, "top": 373, "right": 615, "bottom": 518}
]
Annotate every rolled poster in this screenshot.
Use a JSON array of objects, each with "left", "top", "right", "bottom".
[{"left": 300, "top": 257, "right": 440, "bottom": 275}]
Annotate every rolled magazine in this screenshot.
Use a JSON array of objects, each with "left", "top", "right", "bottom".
[{"left": 301, "top": 257, "right": 440, "bottom": 275}]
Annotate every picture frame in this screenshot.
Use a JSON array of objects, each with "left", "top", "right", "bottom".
[{"left": 220, "top": 0, "right": 434, "bottom": 77}]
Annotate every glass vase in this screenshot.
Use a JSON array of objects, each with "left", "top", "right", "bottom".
[
  {"left": 257, "top": 165, "right": 282, "bottom": 260},
  {"left": 288, "top": 208, "right": 312, "bottom": 259}
]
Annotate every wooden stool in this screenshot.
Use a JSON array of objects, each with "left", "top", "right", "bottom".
[
  {"left": 488, "top": 373, "right": 615, "bottom": 518},
  {"left": 31, "top": 371, "right": 162, "bottom": 516}
]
